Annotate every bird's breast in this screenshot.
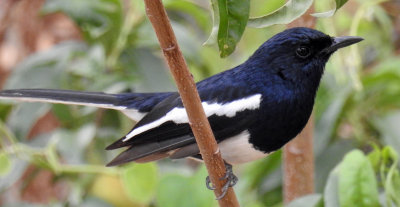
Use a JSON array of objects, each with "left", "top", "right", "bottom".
[
  {"left": 219, "top": 130, "right": 269, "bottom": 164},
  {"left": 246, "top": 89, "right": 315, "bottom": 153}
]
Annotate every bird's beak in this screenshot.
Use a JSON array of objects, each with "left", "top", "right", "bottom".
[{"left": 321, "top": 36, "right": 364, "bottom": 54}]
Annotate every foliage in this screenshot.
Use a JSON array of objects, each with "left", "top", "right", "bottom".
[
  {"left": 0, "top": 0, "right": 399, "bottom": 206},
  {"left": 289, "top": 147, "right": 400, "bottom": 207}
]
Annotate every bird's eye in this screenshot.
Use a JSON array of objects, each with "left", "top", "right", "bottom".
[{"left": 296, "top": 46, "right": 311, "bottom": 58}]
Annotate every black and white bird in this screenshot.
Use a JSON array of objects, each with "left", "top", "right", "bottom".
[{"left": 0, "top": 28, "right": 362, "bottom": 194}]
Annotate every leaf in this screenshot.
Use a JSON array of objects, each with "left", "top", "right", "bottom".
[
  {"left": 287, "top": 194, "right": 323, "bottom": 207},
  {"left": 324, "top": 166, "right": 340, "bottom": 207},
  {"left": 187, "top": 166, "right": 217, "bottom": 207},
  {"left": 156, "top": 166, "right": 216, "bottom": 207},
  {"left": 4, "top": 42, "right": 85, "bottom": 90},
  {"left": 367, "top": 145, "right": 381, "bottom": 172},
  {"left": 339, "top": 150, "right": 380, "bottom": 207},
  {"left": 373, "top": 112, "right": 400, "bottom": 155},
  {"left": 0, "top": 159, "right": 28, "bottom": 191},
  {"left": 122, "top": 163, "right": 158, "bottom": 204},
  {"left": 0, "top": 152, "right": 11, "bottom": 176},
  {"left": 120, "top": 49, "right": 176, "bottom": 92},
  {"left": 244, "top": 150, "right": 282, "bottom": 189},
  {"left": 216, "top": 0, "right": 250, "bottom": 57},
  {"left": 7, "top": 103, "right": 51, "bottom": 139},
  {"left": 90, "top": 174, "right": 137, "bottom": 207},
  {"left": 315, "top": 87, "right": 352, "bottom": 156},
  {"left": 156, "top": 174, "right": 192, "bottom": 207},
  {"left": 312, "top": 0, "right": 349, "bottom": 18},
  {"left": 55, "top": 124, "right": 96, "bottom": 164},
  {"left": 315, "top": 140, "right": 354, "bottom": 192},
  {"left": 0, "top": 104, "right": 12, "bottom": 120},
  {"left": 51, "top": 104, "right": 75, "bottom": 126},
  {"left": 165, "top": 0, "right": 210, "bottom": 32},
  {"left": 381, "top": 146, "right": 400, "bottom": 206},
  {"left": 248, "top": 0, "right": 313, "bottom": 28},
  {"left": 42, "top": 0, "right": 123, "bottom": 52},
  {"left": 81, "top": 196, "right": 113, "bottom": 207},
  {"left": 203, "top": 0, "right": 219, "bottom": 46}
]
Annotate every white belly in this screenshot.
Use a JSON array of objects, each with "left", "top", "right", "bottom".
[{"left": 219, "top": 130, "right": 268, "bottom": 164}]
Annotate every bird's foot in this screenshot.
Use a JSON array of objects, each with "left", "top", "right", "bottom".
[{"left": 205, "top": 163, "right": 238, "bottom": 200}]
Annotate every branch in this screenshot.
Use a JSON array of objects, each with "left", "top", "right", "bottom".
[
  {"left": 283, "top": 116, "right": 315, "bottom": 203},
  {"left": 143, "top": 0, "right": 240, "bottom": 206},
  {"left": 283, "top": 6, "right": 316, "bottom": 204}
]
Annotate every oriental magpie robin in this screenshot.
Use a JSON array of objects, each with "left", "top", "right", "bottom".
[{"left": 0, "top": 27, "right": 362, "bottom": 196}]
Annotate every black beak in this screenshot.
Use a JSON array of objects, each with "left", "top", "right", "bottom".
[{"left": 321, "top": 36, "right": 364, "bottom": 54}]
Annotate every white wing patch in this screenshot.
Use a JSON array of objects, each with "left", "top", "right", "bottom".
[
  {"left": 219, "top": 130, "right": 268, "bottom": 164},
  {"left": 123, "top": 94, "right": 262, "bottom": 141}
]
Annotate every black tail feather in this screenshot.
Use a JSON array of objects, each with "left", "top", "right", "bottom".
[
  {"left": 0, "top": 89, "right": 124, "bottom": 109},
  {"left": 106, "top": 134, "right": 195, "bottom": 166}
]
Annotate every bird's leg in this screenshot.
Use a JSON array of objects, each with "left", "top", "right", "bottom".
[{"left": 205, "top": 162, "right": 238, "bottom": 200}]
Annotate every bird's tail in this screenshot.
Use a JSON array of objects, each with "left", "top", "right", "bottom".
[{"left": 0, "top": 89, "right": 172, "bottom": 121}]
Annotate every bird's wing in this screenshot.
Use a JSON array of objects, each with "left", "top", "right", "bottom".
[
  {"left": 106, "top": 85, "right": 262, "bottom": 166},
  {"left": 0, "top": 89, "right": 172, "bottom": 121}
]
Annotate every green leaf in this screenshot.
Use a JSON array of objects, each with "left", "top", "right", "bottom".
[
  {"left": 81, "top": 196, "right": 113, "bottom": 207},
  {"left": 216, "top": 0, "right": 250, "bottom": 57},
  {"left": 382, "top": 146, "right": 398, "bottom": 164},
  {"left": 5, "top": 42, "right": 85, "bottom": 89},
  {"left": 187, "top": 166, "right": 217, "bottom": 207},
  {"left": 0, "top": 159, "right": 28, "bottom": 191},
  {"left": 315, "top": 140, "right": 354, "bottom": 192},
  {"left": 165, "top": 0, "right": 210, "bottom": 32},
  {"left": 122, "top": 163, "right": 158, "bottom": 204},
  {"left": 287, "top": 194, "right": 323, "bottom": 207},
  {"left": 156, "top": 174, "right": 192, "bottom": 207},
  {"left": 55, "top": 124, "right": 96, "bottom": 164},
  {"left": 312, "top": 0, "right": 349, "bottom": 18},
  {"left": 51, "top": 104, "right": 74, "bottom": 126},
  {"left": 248, "top": 0, "right": 313, "bottom": 28},
  {"left": 381, "top": 146, "right": 400, "bottom": 206},
  {"left": 7, "top": 103, "right": 51, "bottom": 139},
  {"left": 324, "top": 166, "right": 340, "bottom": 207},
  {"left": 335, "top": 0, "right": 348, "bottom": 9},
  {"left": 120, "top": 49, "right": 176, "bottom": 92},
  {"left": 315, "top": 87, "right": 352, "bottom": 156},
  {"left": 0, "top": 104, "right": 12, "bottom": 120},
  {"left": 373, "top": 112, "right": 400, "bottom": 155},
  {"left": 42, "top": 0, "right": 123, "bottom": 52},
  {"left": 244, "top": 150, "right": 282, "bottom": 189},
  {"left": 339, "top": 150, "right": 380, "bottom": 207},
  {"left": 367, "top": 145, "right": 381, "bottom": 172},
  {"left": 156, "top": 166, "right": 216, "bottom": 207},
  {"left": 203, "top": 0, "right": 219, "bottom": 46},
  {"left": 0, "top": 152, "right": 11, "bottom": 176}
]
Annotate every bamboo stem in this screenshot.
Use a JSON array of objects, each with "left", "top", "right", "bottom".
[{"left": 143, "top": 0, "right": 240, "bottom": 206}]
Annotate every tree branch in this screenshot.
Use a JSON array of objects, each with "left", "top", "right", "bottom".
[
  {"left": 283, "top": 116, "right": 315, "bottom": 203},
  {"left": 143, "top": 0, "right": 240, "bottom": 206},
  {"left": 284, "top": 6, "right": 316, "bottom": 204}
]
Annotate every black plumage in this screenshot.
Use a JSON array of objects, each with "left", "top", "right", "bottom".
[{"left": 0, "top": 27, "right": 363, "bottom": 167}]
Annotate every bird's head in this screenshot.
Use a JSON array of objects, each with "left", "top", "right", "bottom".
[{"left": 247, "top": 27, "right": 363, "bottom": 88}]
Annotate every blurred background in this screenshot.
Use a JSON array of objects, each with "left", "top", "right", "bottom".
[{"left": 0, "top": 0, "right": 399, "bottom": 206}]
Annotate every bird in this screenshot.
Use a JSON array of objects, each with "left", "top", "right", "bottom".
[{"left": 0, "top": 27, "right": 362, "bottom": 198}]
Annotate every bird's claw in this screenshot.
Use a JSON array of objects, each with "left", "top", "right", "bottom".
[
  {"left": 206, "top": 176, "right": 216, "bottom": 190},
  {"left": 205, "top": 163, "right": 238, "bottom": 200}
]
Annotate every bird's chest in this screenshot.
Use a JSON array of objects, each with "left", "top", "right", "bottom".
[
  {"left": 219, "top": 130, "right": 269, "bottom": 164},
  {"left": 247, "top": 91, "right": 315, "bottom": 153}
]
